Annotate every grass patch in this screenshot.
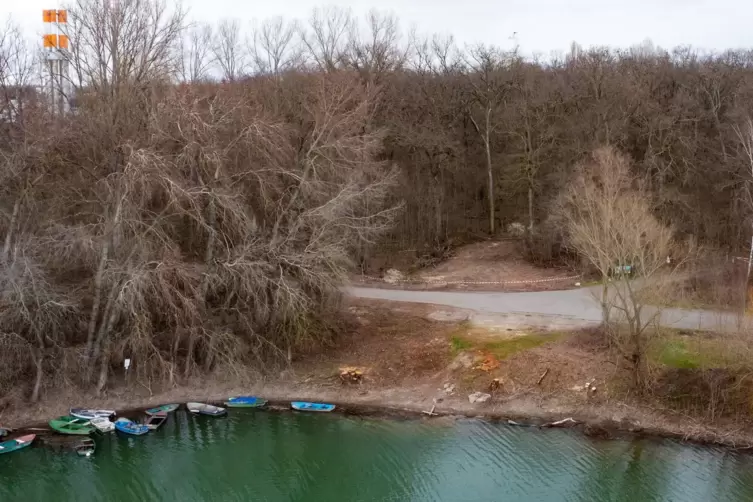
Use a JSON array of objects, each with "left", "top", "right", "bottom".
[
  {"left": 450, "top": 331, "right": 564, "bottom": 360},
  {"left": 481, "top": 333, "right": 563, "bottom": 359},
  {"left": 450, "top": 335, "right": 473, "bottom": 354},
  {"left": 649, "top": 334, "right": 748, "bottom": 370},
  {"left": 652, "top": 339, "right": 701, "bottom": 369}
]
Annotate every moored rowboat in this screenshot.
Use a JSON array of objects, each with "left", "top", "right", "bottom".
[
  {"left": 114, "top": 418, "right": 149, "bottom": 436},
  {"left": 291, "top": 401, "right": 335, "bottom": 413},
  {"left": 143, "top": 412, "right": 167, "bottom": 430},
  {"left": 90, "top": 417, "right": 115, "bottom": 433},
  {"left": 70, "top": 408, "right": 116, "bottom": 421},
  {"left": 224, "top": 396, "right": 268, "bottom": 408},
  {"left": 49, "top": 416, "right": 95, "bottom": 435},
  {"left": 0, "top": 434, "right": 35, "bottom": 455},
  {"left": 186, "top": 402, "right": 226, "bottom": 416},
  {"left": 145, "top": 404, "right": 180, "bottom": 415}
]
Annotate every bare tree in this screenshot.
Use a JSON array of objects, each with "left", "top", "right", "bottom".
[
  {"left": 508, "top": 60, "right": 558, "bottom": 233},
  {"left": 0, "top": 18, "right": 46, "bottom": 264},
  {"left": 57, "top": 0, "right": 185, "bottom": 390},
  {"left": 0, "top": 20, "right": 68, "bottom": 402},
  {"left": 178, "top": 23, "right": 215, "bottom": 83},
  {"left": 249, "top": 17, "right": 302, "bottom": 78},
  {"left": 0, "top": 19, "right": 38, "bottom": 124},
  {"left": 212, "top": 18, "right": 246, "bottom": 81},
  {"left": 558, "top": 147, "right": 685, "bottom": 388},
  {"left": 302, "top": 6, "right": 353, "bottom": 72},
  {"left": 346, "top": 10, "right": 408, "bottom": 84},
  {"left": 0, "top": 248, "right": 77, "bottom": 402},
  {"left": 62, "top": 0, "right": 184, "bottom": 91},
  {"left": 734, "top": 118, "right": 753, "bottom": 311},
  {"left": 463, "top": 44, "right": 514, "bottom": 235}
]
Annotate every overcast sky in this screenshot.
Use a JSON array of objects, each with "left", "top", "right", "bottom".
[{"left": 5, "top": 0, "right": 753, "bottom": 56}]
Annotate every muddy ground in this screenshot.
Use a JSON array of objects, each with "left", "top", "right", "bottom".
[{"left": 352, "top": 240, "right": 581, "bottom": 292}]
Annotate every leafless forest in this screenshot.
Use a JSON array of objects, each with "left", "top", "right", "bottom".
[{"left": 1, "top": 0, "right": 753, "bottom": 401}]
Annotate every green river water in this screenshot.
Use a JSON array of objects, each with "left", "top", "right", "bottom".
[{"left": 1, "top": 410, "right": 753, "bottom": 501}]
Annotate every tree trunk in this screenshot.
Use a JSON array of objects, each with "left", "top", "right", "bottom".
[
  {"left": 484, "top": 107, "right": 494, "bottom": 235},
  {"left": 743, "top": 229, "right": 753, "bottom": 317},
  {"left": 1, "top": 197, "right": 20, "bottom": 263},
  {"left": 188, "top": 174, "right": 219, "bottom": 377},
  {"left": 90, "top": 281, "right": 120, "bottom": 367},
  {"left": 631, "top": 322, "right": 644, "bottom": 390},
  {"left": 96, "top": 347, "right": 109, "bottom": 396},
  {"left": 432, "top": 172, "right": 444, "bottom": 244},
  {"left": 85, "top": 242, "right": 109, "bottom": 358},
  {"left": 86, "top": 193, "right": 123, "bottom": 359},
  {"left": 527, "top": 185, "right": 534, "bottom": 233},
  {"left": 31, "top": 348, "right": 43, "bottom": 403},
  {"left": 184, "top": 330, "right": 197, "bottom": 377},
  {"left": 631, "top": 350, "right": 643, "bottom": 389}
]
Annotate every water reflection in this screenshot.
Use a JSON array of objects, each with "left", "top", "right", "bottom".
[{"left": 1, "top": 411, "right": 752, "bottom": 501}]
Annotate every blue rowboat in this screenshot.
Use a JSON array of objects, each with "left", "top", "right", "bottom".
[
  {"left": 114, "top": 418, "right": 149, "bottom": 436},
  {"left": 224, "top": 396, "right": 268, "bottom": 408},
  {"left": 0, "top": 434, "right": 35, "bottom": 455},
  {"left": 291, "top": 401, "right": 335, "bottom": 413}
]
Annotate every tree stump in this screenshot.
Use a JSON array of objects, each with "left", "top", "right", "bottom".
[{"left": 339, "top": 367, "right": 363, "bottom": 385}]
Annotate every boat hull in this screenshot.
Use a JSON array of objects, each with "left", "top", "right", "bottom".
[
  {"left": 145, "top": 404, "right": 179, "bottom": 415},
  {"left": 144, "top": 412, "right": 167, "bottom": 430},
  {"left": 225, "top": 396, "right": 268, "bottom": 408},
  {"left": 90, "top": 418, "right": 115, "bottom": 433},
  {"left": 186, "top": 402, "right": 227, "bottom": 416},
  {"left": 49, "top": 416, "right": 95, "bottom": 435},
  {"left": 291, "top": 401, "right": 335, "bottom": 412},
  {"left": 0, "top": 434, "right": 35, "bottom": 455},
  {"left": 70, "top": 409, "right": 116, "bottom": 421},
  {"left": 114, "top": 419, "right": 149, "bottom": 436}
]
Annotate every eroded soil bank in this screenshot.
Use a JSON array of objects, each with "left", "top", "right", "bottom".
[{"left": 3, "top": 298, "right": 753, "bottom": 450}]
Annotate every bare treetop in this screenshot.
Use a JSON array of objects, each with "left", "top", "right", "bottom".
[{"left": 63, "top": 0, "right": 185, "bottom": 90}]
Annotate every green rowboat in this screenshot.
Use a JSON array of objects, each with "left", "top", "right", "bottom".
[
  {"left": 49, "top": 416, "right": 95, "bottom": 435},
  {"left": 144, "top": 404, "right": 180, "bottom": 415}
]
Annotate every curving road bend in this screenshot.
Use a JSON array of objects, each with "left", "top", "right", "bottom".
[{"left": 346, "top": 286, "right": 745, "bottom": 333}]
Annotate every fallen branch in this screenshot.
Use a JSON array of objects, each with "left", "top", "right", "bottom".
[
  {"left": 506, "top": 419, "right": 535, "bottom": 427},
  {"left": 536, "top": 368, "right": 549, "bottom": 385},
  {"left": 541, "top": 417, "right": 578, "bottom": 428},
  {"left": 421, "top": 404, "right": 438, "bottom": 416}
]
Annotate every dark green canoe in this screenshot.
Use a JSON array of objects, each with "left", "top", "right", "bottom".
[{"left": 49, "top": 416, "right": 95, "bottom": 435}]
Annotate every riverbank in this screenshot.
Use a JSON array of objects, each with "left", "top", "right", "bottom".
[
  {"left": 7, "top": 380, "right": 753, "bottom": 451},
  {"left": 2, "top": 298, "right": 753, "bottom": 450}
]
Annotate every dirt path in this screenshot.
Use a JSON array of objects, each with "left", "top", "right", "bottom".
[{"left": 345, "top": 285, "right": 745, "bottom": 332}]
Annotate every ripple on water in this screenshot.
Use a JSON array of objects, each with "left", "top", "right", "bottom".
[{"left": 2, "top": 413, "right": 753, "bottom": 501}]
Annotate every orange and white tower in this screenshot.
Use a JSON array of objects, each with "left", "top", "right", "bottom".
[{"left": 42, "top": 9, "right": 69, "bottom": 115}]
